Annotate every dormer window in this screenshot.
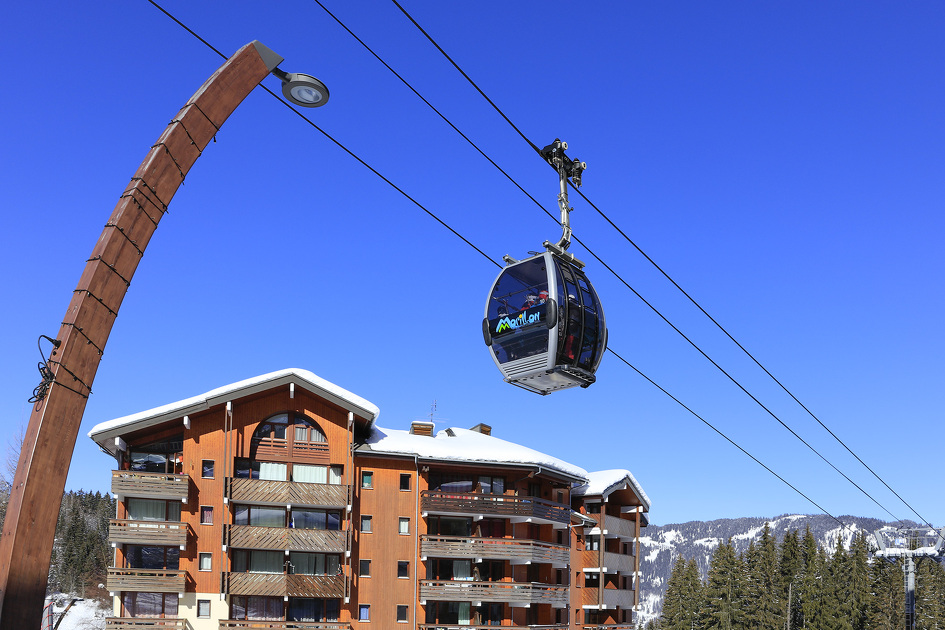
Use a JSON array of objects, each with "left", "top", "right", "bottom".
[{"left": 251, "top": 413, "right": 330, "bottom": 464}]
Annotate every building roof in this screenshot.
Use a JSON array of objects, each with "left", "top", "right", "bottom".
[
  {"left": 88, "top": 368, "right": 380, "bottom": 453},
  {"left": 360, "top": 426, "right": 588, "bottom": 483},
  {"left": 572, "top": 468, "right": 651, "bottom": 512}
]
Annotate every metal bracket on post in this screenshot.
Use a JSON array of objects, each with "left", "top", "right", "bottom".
[{"left": 540, "top": 139, "right": 586, "bottom": 266}]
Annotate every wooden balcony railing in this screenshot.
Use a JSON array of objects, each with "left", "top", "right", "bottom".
[
  {"left": 223, "top": 572, "right": 345, "bottom": 598},
  {"left": 582, "top": 586, "right": 635, "bottom": 609},
  {"left": 600, "top": 514, "right": 636, "bottom": 539},
  {"left": 106, "top": 568, "right": 186, "bottom": 593},
  {"left": 421, "top": 491, "right": 571, "bottom": 525},
  {"left": 109, "top": 519, "right": 188, "bottom": 547},
  {"left": 220, "top": 623, "right": 349, "bottom": 630},
  {"left": 420, "top": 580, "right": 568, "bottom": 606},
  {"left": 581, "top": 550, "right": 634, "bottom": 574},
  {"left": 112, "top": 471, "right": 189, "bottom": 501},
  {"left": 421, "top": 535, "right": 569, "bottom": 565},
  {"left": 105, "top": 619, "right": 185, "bottom": 630},
  {"left": 602, "top": 588, "right": 634, "bottom": 609},
  {"left": 224, "top": 525, "right": 346, "bottom": 553},
  {"left": 225, "top": 478, "right": 349, "bottom": 507}
]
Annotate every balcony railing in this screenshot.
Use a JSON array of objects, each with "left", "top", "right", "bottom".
[
  {"left": 225, "top": 478, "right": 349, "bottom": 507},
  {"left": 582, "top": 586, "right": 635, "bottom": 609},
  {"left": 421, "top": 626, "right": 566, "bottom": 630},
  {"left": 109, "top": 519, "right": 188, "bottom": 547},
  {"left": 581, "top": 550, "right": 634, "bottom": 574},
  {"left": 223, "top": 572, "right": 345, "bottom": 598},
  {"left": 600, "top": 514, "right": 635, "bottom": 539},
  {"left": 420, "top": 580, "right": 568, "bottom": 606},
  {"left": 112, "top": 471, "right": 189, "bottom": 501},
  {"left": 421, "top": 491, "right": 571, "bottom": 525},
  {"left": 220, "top": 623, "right": 349, "bottom": 630},
  {"left": 105, "top": 619, "right": 185, "bottom": 630},
  {"left": 106, "top": 568, "right": 186, "bottom": 593},
  {"left": 224, "top": 525, "right": 346, "bottom": 553},
  {"left": 421, "top": 535, "right": 569, "bottom": 565}
]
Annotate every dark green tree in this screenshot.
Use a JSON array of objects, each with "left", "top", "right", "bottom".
[{"left": 704, "top": 539, "right": 742, "bottom": 630}]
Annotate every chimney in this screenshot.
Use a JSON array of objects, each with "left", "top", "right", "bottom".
[
  {"left": 470, "top": 423, "right": 492, "bottom": 436},
  {"left": 410, "top": 421, "right": 434, "bottom": 436}
]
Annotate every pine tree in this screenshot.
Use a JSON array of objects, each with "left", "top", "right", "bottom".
[
  {"left": 704, "top": 539, "right": 741, "bottom": 630},
  {"left": 867, "top": 556, "right": 902, "bottom": 630},
  {"left": 779, "top": 528, "right": 803, "bottom": 630},
  {"left": 798, "top": 526, "right": 825, "bottom": 630},
  {"left": 663, "top": 554, "right": 704, "bottom": 630}
]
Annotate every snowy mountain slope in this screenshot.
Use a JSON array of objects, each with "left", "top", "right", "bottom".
[{"left": 636, "top": 513, "right": 899, "bottom": 624}]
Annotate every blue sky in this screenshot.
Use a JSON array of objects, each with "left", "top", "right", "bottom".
[{"left": 1, "top": 1, "right": 943, "bottom": 527}]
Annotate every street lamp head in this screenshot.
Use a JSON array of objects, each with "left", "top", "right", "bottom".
[{"left": 278, "top": 72, "right": 329, "bottom": 107}]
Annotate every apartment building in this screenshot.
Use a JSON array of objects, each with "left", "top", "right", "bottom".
[{"left": 89, "top": 368, "right": 649, "bottom": 629}]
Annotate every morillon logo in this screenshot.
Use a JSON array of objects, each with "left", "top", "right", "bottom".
[{"left": 494, "top": 310, "right": 542, "bottom": 333}]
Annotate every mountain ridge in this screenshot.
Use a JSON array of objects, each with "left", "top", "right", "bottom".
[{"left": 636, "top": 513, "right": 915, "bottom": 624}]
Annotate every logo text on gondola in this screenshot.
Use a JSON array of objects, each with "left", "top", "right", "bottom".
[{"left": 494, "top": 310, "right": 542, "bottom": 334}]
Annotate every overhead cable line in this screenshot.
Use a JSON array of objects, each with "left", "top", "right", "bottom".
[
  {"left": 146, "top": 0, "right": 854, "bottom": 528},
  {"left": 389, "top": 0, "right": 928, "bottom": 528}
]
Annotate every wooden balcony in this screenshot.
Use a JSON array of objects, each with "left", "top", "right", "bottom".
[
  {"left": 106, "top": 567, "right": 185, "bottom": 593},
  {"left": 581, "top": 550, "right": 634, "bottom": 574},
  {"left": 600, "top": 514, "right": 635, "bottom": 539},
  {"left": 220, "top": 623, "right": 349, "bottom": 630},
  {"left": 224, "top": 525, "right": 346, "bottom": 553},
  {"left": 421, "top": 535, "right": 569, "bottom": 565},
  {"left": 109, "top": 519, "right": 188, "bottom": 547},
  {"left": 112, "top": 471, "right": 189, "bottom": 501},
  {"left": 420, "top": 580, "right": 568, "bottom": 606},
  {"left": 421, "top": 491, "right": 571, "bottom": 525},
  {"left": 105, "top": 619, "right": 185, "bottom": 630},
  {"left": 225, "top": 478, "right": 349, "bottom": 507},
  {"left": 223, "top": 572, "right": 345, "bottom": 598},
  {"left": 581, "top": 586, "right": 634, "bottom": 610}
]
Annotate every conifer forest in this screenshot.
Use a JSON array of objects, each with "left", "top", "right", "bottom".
[{"left": 650, "top": 523, "right": 945, "bottom": 630}]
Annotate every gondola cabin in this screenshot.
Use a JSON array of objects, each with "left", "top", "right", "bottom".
[{"left": 482, "top": 251, "right": 606, "bottom": 394}]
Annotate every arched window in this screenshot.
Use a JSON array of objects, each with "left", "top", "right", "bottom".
[{"left": 251, "top": 413, "right": 330, "bottom": 463}]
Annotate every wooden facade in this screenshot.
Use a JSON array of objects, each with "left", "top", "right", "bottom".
[{"left": 90, "top": 370, "right": 648, "bottom": 630}]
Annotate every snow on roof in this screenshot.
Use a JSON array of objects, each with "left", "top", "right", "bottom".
[
  {"left": 572, "top": 468, "right": 651, "bottom": 511},
  {"left": 362, "top": 426, "right": 587, "bottom": 481},
  {"left": 88, "top": 368, "right": 380, "bottom": 446}
]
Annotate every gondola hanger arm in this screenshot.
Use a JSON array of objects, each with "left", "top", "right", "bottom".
[{"left": 540, "top": 139, "right": 586, "bottom": 266}]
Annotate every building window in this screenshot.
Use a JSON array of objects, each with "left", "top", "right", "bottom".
[
  {"left": 230, "top": 595, "right": 283, "bottom": 620},
  {"left": 122, "top": 592, "right": 178, "bottom": 616},
  {"left": 398, "top": 517, "right": 409, "bottom": 535},
  {"left": 197, "top": 599, "right": 211, "bottom": 618},
  {"left": 361, "top": 516, "right": 372, "bottom": 533},
  {"left": 360, "top": 559, "right": 371, "bottom": 577},
  {"left": 200, "top": 506, "right": 213, "bottom": 525},
  {"left": 125, "top": 546, "right": 179, "bottom": 570},
  {"left": 586, "top": 502, "right": 601, "bottom": 514},
  {"left": 198, "top": 553, "right": 212, "bottom": 571},
  {"left": 290, "top": 508, "right": 342, "bottom": 531},
  {"left": 127, "top": 498, "right": 181, "bottom": 522},
  {"left": 399, "top": 474, "right": 410, "bottom": 491},
  {"left": 235, "top": 505, "right": 287, "bottom": 528},
  {"left": 397, "top": 561, "right": 409, "bottom": 579},
  {"left": 397, "top": 605, "right": 408, "bottom": 622},
  {"left": 359, "top": 604, "right": 370, "bottom": 621},
  {"left": 361, "top": 471, "right": 373, "bottom": 489},
  {"left": 289, "top": 552, "right": 341, "bottom": 575},
  {"left": 201, "top": 460, "right": 214, "bottom": 478}
]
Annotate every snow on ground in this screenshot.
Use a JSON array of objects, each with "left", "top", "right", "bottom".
[{"left": 50, "top": 597, "right": 107, "bottom": 630}]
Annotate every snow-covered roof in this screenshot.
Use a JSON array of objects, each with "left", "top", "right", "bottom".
[
  {"left": 572, "top": 468, "right": 651, "bottom": 511},
  {"left": 88, "top": 368, "right": 379, "bottom": 451},
  {"left": 361, "top": 426, "right": 587, "bottom": 482}
]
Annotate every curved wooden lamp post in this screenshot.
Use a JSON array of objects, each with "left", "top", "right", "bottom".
[{"left": 0, "top": 40, "right": 317, "bottom": 627}]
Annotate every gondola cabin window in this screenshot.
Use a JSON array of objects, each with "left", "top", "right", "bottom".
[{"left": 251, "top": 413, "right": 330, "bottom": 464}]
